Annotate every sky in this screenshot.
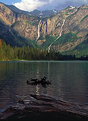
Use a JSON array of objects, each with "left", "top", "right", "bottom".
[{"left": 0, "top": 0, "right": 88, "bottom": 11}]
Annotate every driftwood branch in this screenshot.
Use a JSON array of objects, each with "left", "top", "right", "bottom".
[{"left": 0, "top": 95, "right": 88, "bottom": 121}]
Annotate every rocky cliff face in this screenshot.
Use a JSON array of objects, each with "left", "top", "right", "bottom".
[
  {"left": 37, "top": 5, "right": 88, "bottom": 52},
  {"left": 63, "top": 5, "right": 88, "bottom": 36},
  {"left": 55, "top": 5, "right": 88, "bottom": 52},
  {"left": 38, "top": 6, "right": 78, "bottom": 37},
  {"left": 0, "top": 3, "right": 16, "bottom": 25},
  {"left": 0, "top": 3, "right": 39, "bottom": 40},
  {"left": 0, "top": 3, "right": 88, "bottom": 54},
  {"left": 12, "top": 21, "right": 38, "bottom": 40},
  {"left": 0, "top": 3, "right": 38, "bottom": 25}
]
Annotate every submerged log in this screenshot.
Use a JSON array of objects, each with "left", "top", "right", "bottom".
[
  {"left": 27, "top": 78, "right": 51, "bottom": 88},
  {"left": 0, "top": 95, "right": 88, "bottom": 121}
]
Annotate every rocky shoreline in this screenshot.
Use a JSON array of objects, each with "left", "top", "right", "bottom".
[{"left": 0, "top": 94, "right": 88, "bottom": 121}]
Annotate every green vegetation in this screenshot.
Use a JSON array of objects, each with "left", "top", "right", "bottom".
[
  {"left": 80, "top": 15, "right": 88, "bottom": 22},
  {"left": 67, "top": 9, "right": 74, "bottom": 12},
  {"left": 0, "top": 31, "right": 33, "bottom": 47},
  {"left": 26, "top": 38, "right": 38, "bottom": 48},
  {"left": 26, "top": 20, "right": 39, "bottom": 26},
  {"left": 72, "top": 38, "right": 88, "bottom": 57},
  {"left": 63, "top": 37, "right": 88, "bottom": 58},
  {"left": 0, "top": 41, "right": 76, "bottom": 61},
  {"left": 0, "top": 42, "right": 44, "bottom": 61},
  {"left": 65, "top": 13, "right": 69, "bottom": 15},
  {"left": 12, "top": 20, "right": 39, "bottom": 27},
  {"left": 38, "top": 34, "right": 45, "bottom": 40},
  {"left": 11, "top": 21, "right": 21, "bottom": 27},
  {"left": 0, "top": 21, "right": 34, "bottom": 47},
  {"left": 40, "top": 35, "right": 57, "bottom": 49},
  {"left": 53, "top": 32, "right": 78, "bottom": 45}
]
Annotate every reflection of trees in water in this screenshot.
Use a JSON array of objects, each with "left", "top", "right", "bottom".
[
  {"left": 36, "top": 69, "right": 40, "bottom": 95},
  {"left": 0, "top": 63, "right": 18, "bottom": 110},
  {"left": 0, "top": 61, "right": 88, "bottom": 111},
  {"left": 57, "top": 62, "right": 88, "bottom": 103},
  {"left": 47, "top": 62, "right": 63, "bottom": 98}
]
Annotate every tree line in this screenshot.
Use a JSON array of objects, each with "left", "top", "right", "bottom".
[{"left": 0, "top": 41, "right": 87, "bottom": 61}]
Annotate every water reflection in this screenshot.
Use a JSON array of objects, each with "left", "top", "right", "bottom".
[
  {"left": 0, "top": 61, "right": 88, "bottom": 111},
  {"left": 35, "top": 85, "right": 39, "bottom": 95}
]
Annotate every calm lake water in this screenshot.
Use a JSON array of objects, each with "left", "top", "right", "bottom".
[{"left": 0, "top": 61, "right": 88, "bottom": 112}]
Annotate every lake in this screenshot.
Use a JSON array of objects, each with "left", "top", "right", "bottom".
[{"left": 0, "top": 61, "right": 88, "bottom": 112}]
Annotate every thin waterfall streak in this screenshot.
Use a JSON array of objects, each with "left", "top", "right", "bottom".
[
  {"left": 48, "top": 19, "right": 66, "bottom": 53},
  {"left": 37, "top": 20, "right": 41, "bottom": 40}
]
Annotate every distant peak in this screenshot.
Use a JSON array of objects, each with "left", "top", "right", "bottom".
[
  {"left": 0, "top": 2, "right": 4, "bottom": 6},
  {"left": 53, "top": 9, "right": 58, "bottom": 13},
  {"left": 66, "top": 6, "right": 75, "bottom": 9},
  {"left": 69, "top": 6, "right": 75, "bottom": 9},
  {"left": 81, "top": 4, "right": 88, "bottom": 8}
]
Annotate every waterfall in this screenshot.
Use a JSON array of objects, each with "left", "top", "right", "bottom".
[
  {"left": 48, "top": 19, "right": 66, "bottom": 53},
  {"left": 37, "top": 20, "right": 41, "bottom": 40}
]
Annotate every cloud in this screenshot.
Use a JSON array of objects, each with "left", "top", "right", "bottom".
[
  {"left": 14, "top": 0, "right": 49, "bottom": 12},
  {"left": 14, "top": 0, "right": 88, "bottom": 12},
  {"left": 49, "top": 0, "right": 53, "bottom": 3}
]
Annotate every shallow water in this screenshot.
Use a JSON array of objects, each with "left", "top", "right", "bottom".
[{"left": 0, "top": 61, "right": 88, "bottom": 112}]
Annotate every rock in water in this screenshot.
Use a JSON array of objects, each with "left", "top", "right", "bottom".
[{"left": 0, "top": 95, "right": 88, "bottom": 121}]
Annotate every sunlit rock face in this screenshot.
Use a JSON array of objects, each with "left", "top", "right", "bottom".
[{"left": 0, "top": 2, "right": 88, "bottom": 53}]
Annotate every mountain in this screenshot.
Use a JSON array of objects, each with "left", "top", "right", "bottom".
[
  {"left": 29, "top": 9, "right": 58, "bottom": 18},
  {"left": 0, "top": 2, "right": 38, "bottom": 47},
  {"left": 6, "top": 4, "right": 58, "bottom": 18},
  {"left": 0, "top": 3, "right": 88, "bottom": 57},
  {"left": 6, "top": 5, "right": 29, "bottom": 14}
]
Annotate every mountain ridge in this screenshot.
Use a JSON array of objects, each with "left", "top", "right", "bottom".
[{"left": 0, "top": 2, "right": 88, "bottom": 57}]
